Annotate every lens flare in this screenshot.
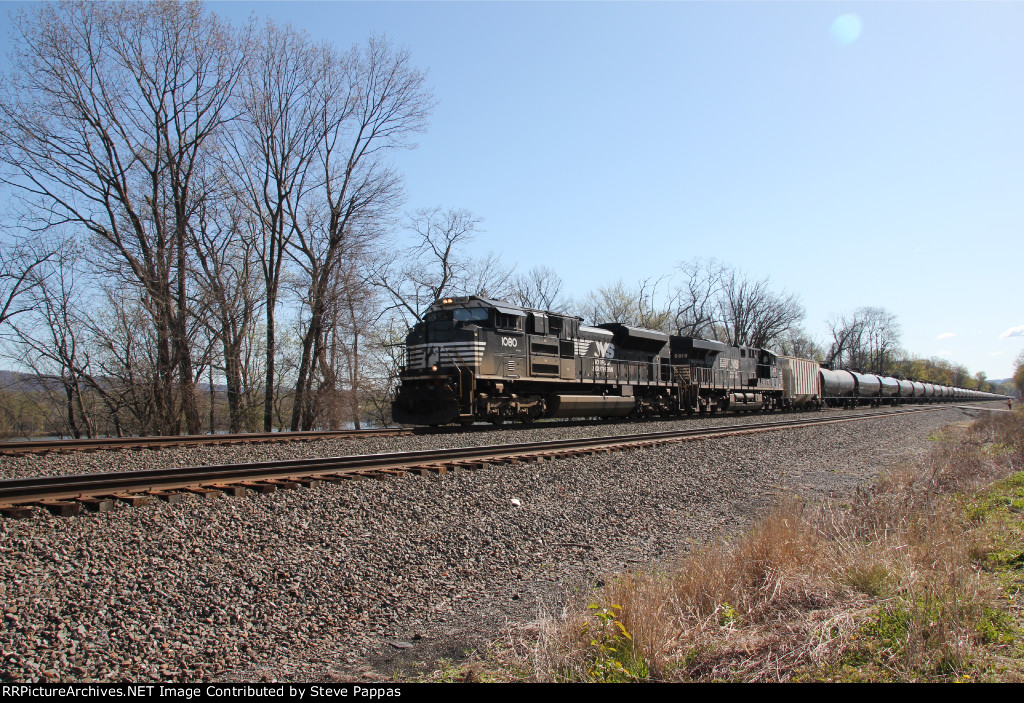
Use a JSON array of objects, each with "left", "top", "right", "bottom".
[{"left": 830, "top": 14, "right": 863, "bottom": 46}]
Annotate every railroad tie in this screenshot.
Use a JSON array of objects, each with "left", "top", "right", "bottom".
[
  {"left": 340, "top": 470, "right": 385, "bottom": 480},
  {"left": 0, "top": 505, "right": 32, "bottom": 519},
  {"left": 77, "top": 497, "right": 115, "bottom": 513},
  {"left": 39, "top": 499, "right": 81, "bottom": 516},
  {"left": 239, "top": 481, "right": 277, "bottom": 494},
  {"left": 315, "top": 473, "right": 364, "bottom": 483},
  {"left": 262, "top": 478, "right": 299, "bottom": 490},
  {"left": 367, "top": 469, "right": 409, "bottom": 479},
  {"left": 209, "top": 484, "right": 247, "bottom": 497},
  {"left": 184, "top": 487, "right": 223, "bottom": 499},
  {"left": 109, "top": 492, "right": 152, "bottom": 507},
  {"left": 146, "top": 490, "right": 185, "bottom": 505}
]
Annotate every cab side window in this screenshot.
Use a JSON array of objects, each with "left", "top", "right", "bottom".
[{"left": 495, "top": 312, "right": 522, "bottom": 331}]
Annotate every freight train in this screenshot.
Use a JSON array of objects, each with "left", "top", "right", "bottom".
[{"left": 391, "top": 296, "right": 1006, "bottom": 426}]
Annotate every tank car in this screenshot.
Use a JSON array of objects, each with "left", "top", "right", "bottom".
[{"left": 819, "top": 368, "right": 857, "bottom": 407}]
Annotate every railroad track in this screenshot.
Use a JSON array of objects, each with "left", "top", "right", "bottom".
[
  {"left": 0, "top": 405, "right": 955, "bottom": 519},
  {"left": 2, "top": 401, "right": 1000, "bottom": 455},
  {"left": 0, "top": 427, "right": 412, "bottom": 455}
]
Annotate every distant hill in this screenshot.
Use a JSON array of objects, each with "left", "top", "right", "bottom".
[
  {"left": 0, "top": 369, "right": 227, "bottom": 393},
  {"left": 0, "top": 370, "right": 60, "bottom": 393}
]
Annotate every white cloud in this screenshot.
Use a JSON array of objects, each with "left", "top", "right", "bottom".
[
  {"left": 936, "top": 332, "right": 955, "bottom": 340},
  {"left": 990, "top": 351, "right": 1003, "bottom": 357},
  {"left": 1000, "top": 325, "right": 1024, "bottom": 339},
  {"left": 937, "top": 350, "right": 953, "bottom": 356}
]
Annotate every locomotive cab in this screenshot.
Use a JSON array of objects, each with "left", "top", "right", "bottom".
[{"left": 391, "top": 298, "right": 493, "bottom": 425}]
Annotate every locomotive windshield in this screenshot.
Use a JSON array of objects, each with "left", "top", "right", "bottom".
[
  {"left": 425, "top": 307, "right": 492, "bottom": 327},
  {"left": 453, "top": 308, "right": 490, "bottom": 324}
]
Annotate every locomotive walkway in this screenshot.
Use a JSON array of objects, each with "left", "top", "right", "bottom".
[{"left": 0, "top": 405, "right": 954, "bottom": 518}]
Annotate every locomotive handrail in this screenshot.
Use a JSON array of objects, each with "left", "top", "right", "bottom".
[{"left": 441, "top": 345, "right": 476, "bottom": 415}]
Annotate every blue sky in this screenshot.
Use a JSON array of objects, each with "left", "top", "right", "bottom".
[{"left": 2, "top": 1, "right": 1021, "bottom": 378}]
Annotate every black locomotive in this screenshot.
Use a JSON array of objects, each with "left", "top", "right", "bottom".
[{"left": 391, "top": 296, "right": 784, "bottom": 425}]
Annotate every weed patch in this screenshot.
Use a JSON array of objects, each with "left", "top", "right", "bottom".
[{"left": 519, "top": 409, "right": 1024, "bottom": 682}]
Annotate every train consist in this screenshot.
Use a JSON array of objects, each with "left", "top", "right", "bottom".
[{"left": 391, "top": 296, "right": 1006, "bottom": 426}]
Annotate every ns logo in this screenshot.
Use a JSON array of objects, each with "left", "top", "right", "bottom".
[{"left": 592, "top": 342, "right": 616, "bottom": 359}]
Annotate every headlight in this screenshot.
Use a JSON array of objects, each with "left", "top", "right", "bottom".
[{"left": 431, "top": 365, "right": 438, "bottom": 372}]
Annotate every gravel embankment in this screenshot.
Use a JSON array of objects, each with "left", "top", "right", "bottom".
[{"left": 0, "top": 405, "right": 993, "bottom": 682}]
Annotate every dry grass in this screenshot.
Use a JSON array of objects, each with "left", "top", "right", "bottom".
[{"left": 528, "top": 409, "right": 1024, "bottom": 682}]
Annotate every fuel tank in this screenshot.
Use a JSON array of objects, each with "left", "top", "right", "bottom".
[{"left": 545, "top": 394, "right": 635, "bottom": 419}]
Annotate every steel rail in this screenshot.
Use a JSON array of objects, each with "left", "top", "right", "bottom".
[
  {"left": 0, "top": 405, "right": 950, "bottom": 513},
  {"left": 0, "top": 427, "right": 412, "bottom": 455}
]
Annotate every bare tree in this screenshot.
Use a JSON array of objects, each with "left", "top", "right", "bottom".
[
  {"left": 635, "top": 276, "right": 674, "bottom": 331},
  {"left": 289, "top": 36, "right": 433, "bottom": 431},
  {"left": 372, "top": 207, "right": 483, "bottom": 325},
  {"left": 5, "top": 239, "right": 97, "bottom": 437},
  {"left": 317, "top": 264, "right": 380, "bottom": 429},
  {"left": 825, "top": 306, "right": 901, "bottom": 373},
  {"left": 715, "top": 269, "right": 804, "bottom": 349},
  {"left": 361, "top": 314, "right": 410, "bottom": 427},
  {"left": 776, "top": 327, "right": 824, "bottom": 360},
  {"left": 1013, "top": 350, "right": 1024, "bottom": 400},
  {"left": 825, "top": 312, "right": 863, "bottom": 369},
  {"left": 0, "top": 234, "right": 58, "bottom": 331},
  {"left": 190, "top": 183, "right": 264, "bottom": 433},
  {"left": 508, "top": 266, "right": 566, "bottom": 311},
  {"left": 231, "top": 20, "right": 328, "bottom": 431},
  {"left": 86, "top": 287, "right": 162, "bottom": 436},
  {"left": 0, "top": 0, "right": 250, "bottom": 434},
  {"left": 576, "top": 280, "right": 642, "bottom": 326},
  {"left": 459, "top": 250, "right": 516, "bottom": 302},
  {"left": 667, "top": 259, "right": 725, "bottom": 337},
  {"left": 855, "top": 306, "right": 902, "bottom": 374}
]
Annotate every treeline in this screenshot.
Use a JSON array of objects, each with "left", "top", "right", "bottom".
[
  {"left": 0, "top": 2, "right": 1008, "bottom": 439},
  {"left": 0, "top": 1, "right": 609, "bottom": 438},
  {"left": 0, "top": 0, "right": 437, "bottom": 437},
  {"left": 556, "top": 261, "right": 1006, "bottom": 393}
]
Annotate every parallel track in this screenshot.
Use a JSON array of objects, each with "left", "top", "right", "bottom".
[
  {"left": 0, "top": 405, "right": 954, "bottom": 518},
  {"left": 0, "top": 427, "right": 412, "bottom": 455}
]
